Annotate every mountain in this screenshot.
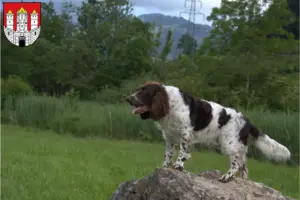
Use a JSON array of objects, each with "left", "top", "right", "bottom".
[
  {"left": 1, "top": 1, "right": 212, "bottom": 59},
  {"left": 138, "top": 13, "right": 212, "bottom": 59}
]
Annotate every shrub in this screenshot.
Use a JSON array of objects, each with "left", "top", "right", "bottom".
[
  {"left": 93, "top": 73, "right": 159, "bottom": 104},
  {"left": 91, "top": 54, "right": 298, "bottom": 111},
  {"left": 1, "top": 76, "right": 33, "bottom": 109},
  {"left": 1, "top": 75, "right": 33, "bottom": 97}
]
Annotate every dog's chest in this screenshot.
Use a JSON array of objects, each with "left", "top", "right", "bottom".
[
  {"left": 156, "top": 112, "right": 220, "bottom": 146},
  {"left": 157, "top": 115, "right": 186, "bottom": 142}
]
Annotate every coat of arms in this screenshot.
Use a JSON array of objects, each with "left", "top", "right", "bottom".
[{"left": 3, "top": 2, "right": 41, "bottom": 47}]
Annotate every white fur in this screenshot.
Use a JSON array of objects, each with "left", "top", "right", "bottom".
[
  {"left": 158, "top": 85, "right": 245, "bottom": 155},
  {"left": 155, "top": 85, "right": 291, "bottom": 181},
  {"left": 255, "top": 135, "right": 291, "bottom": 162}
]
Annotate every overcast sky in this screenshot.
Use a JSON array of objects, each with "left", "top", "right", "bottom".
[
  {"left": 130, "top": 0, "right": 221, "bottom": 25},
  {"left": 2, "top": 0, "right": 222, "bottom": 25}
]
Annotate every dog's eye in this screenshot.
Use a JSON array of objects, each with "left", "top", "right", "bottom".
[{"left": 141, "top": 87, "right": 146, "bottom": 91}]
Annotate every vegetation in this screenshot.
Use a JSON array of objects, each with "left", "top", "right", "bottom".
[
  {"left": 1, "top": 0, "right": 298, "bottom": 110},
  {"left": 2, "top": 125, "right": 299, "bottom": 200},
  {"left": 139, "top": 13, "right": 212, "bottom": 59},
  {"left": 1, "top": 0, "right": 299, "bottom": 197},
  {"left": 177, "top": 33, "right": 198, "bottom": 56},
  {"left": 1, "top": 94, "right": 299, "bottom": 163}
]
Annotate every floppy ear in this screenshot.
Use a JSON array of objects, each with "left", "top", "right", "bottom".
[{"left": 151, "top": 91, "right": 169, "bottom": 120}]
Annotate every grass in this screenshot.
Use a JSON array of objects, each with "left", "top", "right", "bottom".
[
  {"left": 1, "top": 124, "right": 299, "bottom": 200},
  {"left": 2, "top": 95, "right": 299, "bottom": 163}
]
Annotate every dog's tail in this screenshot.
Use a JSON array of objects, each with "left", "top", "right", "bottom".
[{"left": 250, "top": 124, "right": 291, "bottom": 162}]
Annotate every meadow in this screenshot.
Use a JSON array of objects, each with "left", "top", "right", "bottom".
[
  {"left": 1, "top": 0, "right": 299, "bottom": 199},
  {"left": 1, "top": 95, "right": 299, "bottom": 200},
  {"left": 2, "top": 95, "right": 299, "bottom": 163},
  {"left": 1, "top": 124, "right": 299, "bottom": 200}
]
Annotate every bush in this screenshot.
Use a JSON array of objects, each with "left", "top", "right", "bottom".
[
  {"left": 96, "top": 54, "right": 299, "bottom": 111},
  {"left": 93, "top": 73, "right": 159, "bottom": 104},
  {"left": 85, "top": 54, "right": 299, "bottom": 111},
  {"left": 1, "top": 76, "right": 32, "bottom": 96},
  {"left": 1, "top": 76, "right": 33, "bottom": 109}
]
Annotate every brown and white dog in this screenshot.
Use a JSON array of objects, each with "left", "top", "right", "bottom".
[{"left": 125, "top": 81, "right": 291, "bottom": 182}]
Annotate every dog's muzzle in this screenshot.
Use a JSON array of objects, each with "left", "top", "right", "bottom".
[
  {"left": 125, "top": 95, "right": 132, "bottom": 104},
  {"left": 125, "top": 95, "right": 138, "bottom": 106}
]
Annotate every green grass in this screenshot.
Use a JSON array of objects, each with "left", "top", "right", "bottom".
[
  {"left": 1, "top": 124, "right": 299, "bottom": 200},
  {"left": 2, "top": 95, "right": 299, "bottom": 163}
]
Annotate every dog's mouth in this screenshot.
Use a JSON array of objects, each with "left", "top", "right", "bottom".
[
  {"left": 132, "top": 105, "right": 149, "bottom": 114},
  {"left": 126, "top": 96, "right": 149, "bottom": 114}
]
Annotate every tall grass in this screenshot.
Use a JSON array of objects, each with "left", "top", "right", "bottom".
[
  {"left": 2, "top": 94, "right": 299, "bottom": 163},
  {"left": 2, "top": 95, "right": 160, "bottom": 141}
]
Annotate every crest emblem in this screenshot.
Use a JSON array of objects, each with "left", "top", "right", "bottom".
[{"left": 3, "top": 2, "right": 41, "bottom": 47}]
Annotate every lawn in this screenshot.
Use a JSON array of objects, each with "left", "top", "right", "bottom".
[{"left": 1, "top": 124, "right": 299, "bottom": 200}]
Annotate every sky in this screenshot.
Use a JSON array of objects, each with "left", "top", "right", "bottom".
[
  {"left": 130, "top": 0, "right": 221, "bottom": 25},
  {"left": 2, "top": 0, "right": 222, "bottom": 25}
]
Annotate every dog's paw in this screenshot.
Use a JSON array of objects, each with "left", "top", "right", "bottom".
[
  {"left": 240, "top": 172, "right": 248, "bottom": 180},
  {"left": 172, "top": 163, "right": 184, "bottom": 171},
  {"left": 218, "top": 174, "right": 233, "bottom": 183},
  {"left": 162, "top": 161, "right": 172, "bottom": 168}
]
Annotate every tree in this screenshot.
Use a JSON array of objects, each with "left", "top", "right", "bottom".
[
  {"left": 160, "top": 29, "right": 173, "bottom": 61},
  {"left": 1, "top": 10, "right": 34, "bottom": 80},
  {"left": 76, "top": 0, "right": 156, "bottom": 89},
  {"left": 1, "top": 0, "right": 157, "bottom": 98},
  {"left": 177, "top": 33, "right": 197, "bottom": 56},
  {"left": 285, "top": 0, "right": 299, "bottom": 39},
  {"left": 199, "top": 0, "right": 297, "bottom": 56},
  {"left": 195, "top": 0, "right": 298, "bottom": 109},
  {"left": 40, "top": 1, "right": 65, "bottom": 44}
]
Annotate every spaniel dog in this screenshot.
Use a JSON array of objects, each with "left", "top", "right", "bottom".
[{"left": 125, "top": 81, "right": 291, "bottom": 182}]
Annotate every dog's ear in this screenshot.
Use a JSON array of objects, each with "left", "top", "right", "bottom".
[{"left": 150, "top": 91, "right": 169, "bottom": 120}]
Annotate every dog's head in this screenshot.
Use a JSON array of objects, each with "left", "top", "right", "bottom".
[{"left": 125, "top": 81, "right": 169, "bottom": 120}]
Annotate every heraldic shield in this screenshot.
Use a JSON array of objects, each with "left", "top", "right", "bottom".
[{"left": 3, "top": 2, "right": 41, "bottom": 47}]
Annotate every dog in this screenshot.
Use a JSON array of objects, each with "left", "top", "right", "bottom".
[{"left": 125, "top": 81, "right": 291, "bottom": 182}]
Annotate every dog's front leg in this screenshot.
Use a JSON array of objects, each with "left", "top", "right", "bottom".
[
  {"left": 173, "top": 132, "right": 192, "bottom": 171},
  {"left": 162, "top": 139, "right": 174, "bottom": 168}
]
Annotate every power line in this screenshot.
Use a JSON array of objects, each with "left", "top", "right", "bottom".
[{"left": 180, "top": 0, "right": 205, "bottom": 54}]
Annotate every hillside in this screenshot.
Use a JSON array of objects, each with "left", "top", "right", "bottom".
[
  {"left": 1, "top": 2, "right": 211, "bottom": 59},
  {"left": 138, "top": 13, "right": 212, "bottom": 59}
]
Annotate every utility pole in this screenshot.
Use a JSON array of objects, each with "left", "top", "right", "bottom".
[{"left": 180, "top": 0, "right": 205, "bottom": 55}]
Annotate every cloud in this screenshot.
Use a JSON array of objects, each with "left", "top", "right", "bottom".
[
  {"left": 1, "top": 0, "right": 220, "bottom": 25},
  {"left": 130, "top": 0, "right": 185, "bottom": 11},
  {"left": 130, "top": 0, "right": 221, "bottom": 24}
]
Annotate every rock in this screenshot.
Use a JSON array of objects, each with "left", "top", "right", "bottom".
[{"left": 110, "top": 168, "right": 295, "bottom": 200}]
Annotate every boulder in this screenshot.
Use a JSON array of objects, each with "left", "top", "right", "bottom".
[{"left": 110, "top": 168, "right": 295, "bottom": 200}]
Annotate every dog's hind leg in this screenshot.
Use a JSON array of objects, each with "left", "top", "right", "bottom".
[
  {"left": 218, "top": 135, "right": 248, "bottom": 183},
  {"left": 239, "top": 153, "right": 248, "bottom": 179},
  {"left": 218, "top": 153, "right": 244, "bottom": 183}
]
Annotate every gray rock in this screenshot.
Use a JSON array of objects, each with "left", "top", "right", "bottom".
[{"left": 110, "top": 168, "right": 296, "bottom": 200}]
